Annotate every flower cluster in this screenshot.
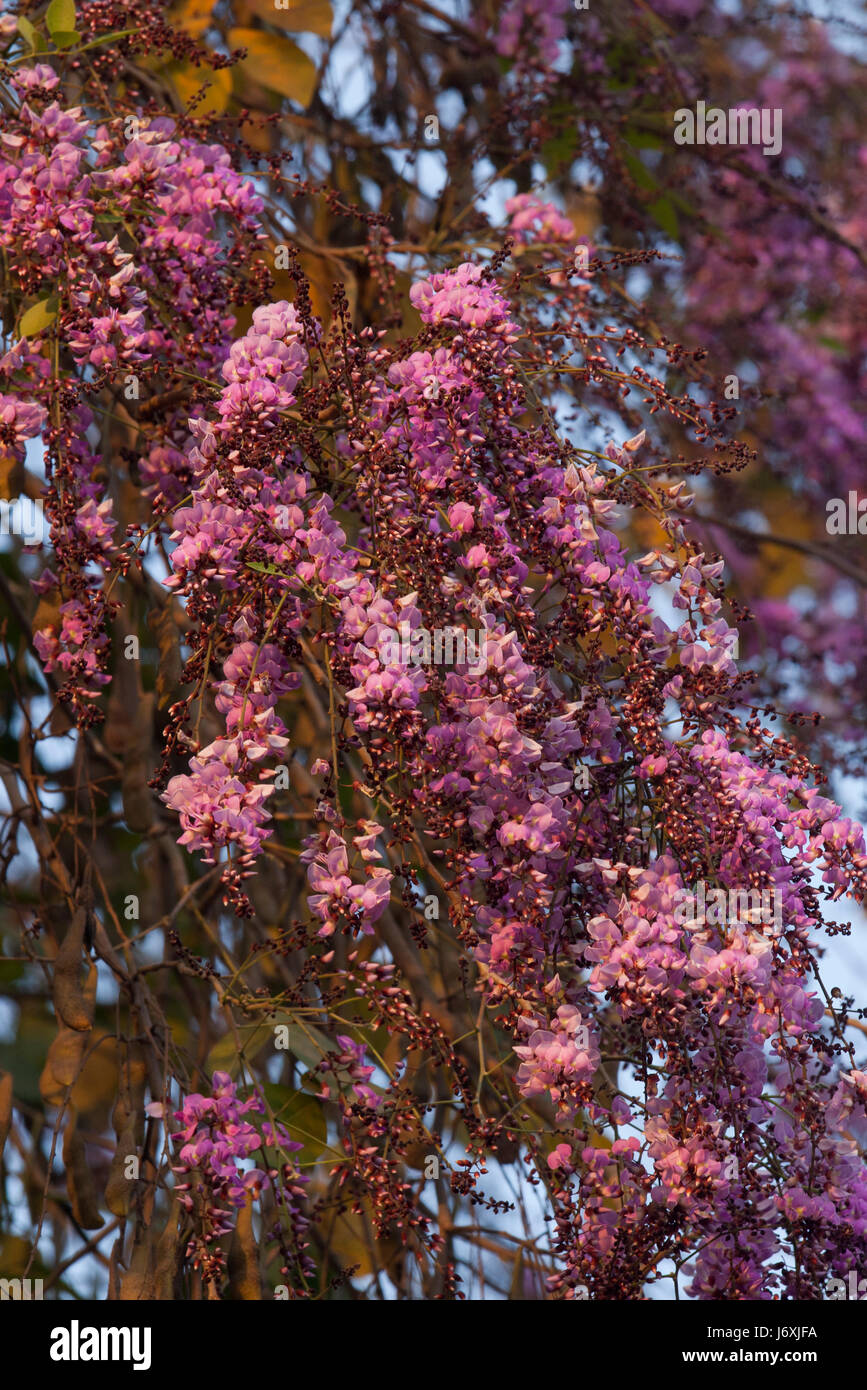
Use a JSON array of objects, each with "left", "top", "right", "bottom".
[
  {"left": 515, "top": 1004, "right": 600, "bottom": 1120},
  {"left": 302, "top": 828, "right": 392, "bottom": 938},
  {"left": 217, "top": 302, "right": 309, "bottom": 431},
  {"left": 7, "top": 9, "right": 867, "bottom": 1301},
  {"left": 493, "top": 0, "right": 569, "bottom": 67},
  {"left": 505, "top": 193, "right": 575, "bottom": 245},
  {"left": 0, "top": 59, "right": 267, "bottom": 720},
  {"left": 169, "top": 1071, "right": 308, "bottom": 1285},
  {"left": 318, "top": 1035, "right": 381, "bottom": 1107},
  {"left": 156, "top": 248, "right": 867, "bottom": 1294}
]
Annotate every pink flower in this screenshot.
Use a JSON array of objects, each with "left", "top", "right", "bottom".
[{"left": 547, "top": 1142, "right": 573, "bottom": 1171}]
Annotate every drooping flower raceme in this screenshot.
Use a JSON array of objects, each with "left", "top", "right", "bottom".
[
  {"left": 169, "top": 1071, "right": 310, "bottom": 1285},
  {"left": 157, "top": 254, "right": 867, "bottom": 1298}
]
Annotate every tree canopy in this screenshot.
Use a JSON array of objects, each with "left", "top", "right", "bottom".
[{"left": 1, "top": 0, "right": 866, "bottom": 1302}]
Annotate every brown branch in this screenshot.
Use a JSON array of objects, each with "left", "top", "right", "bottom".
[{"left": 688, "top": 511, "right": 867, "bottom": 589}]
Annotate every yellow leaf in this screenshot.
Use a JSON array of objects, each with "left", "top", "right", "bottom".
[
  {"left": 228, "top": 27, "right": 318, "bottom": 106},
  {"left": 169, "top": 62, "right": 233, "bottom": 115},
  {"left": 0, "top": 457, "right": 23, "bottom": 502},
  {"left": 19, "top": 297, "right": 58, "bottom": 339},
  {"left": 297, "top": 250, "right": 337, "bottom": 327},
  {"left": 68, "top": 1035, "right": 119, "bottom": 1126},
  {"left": 317, "top": 1196, "right": 403, "bottom": 1278},
  {"left": 246, "top": 0, "right": 333, "bottom": 37},
  {"left": 170, "top": 0, "right": 215, "bottom": 38},
  {"left": 46, "top": 0, "right": 76, "bottom": 37}
]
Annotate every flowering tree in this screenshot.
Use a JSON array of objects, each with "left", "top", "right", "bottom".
[{"left": 1, "top": 0, "right": 866, "bottom": 1301}]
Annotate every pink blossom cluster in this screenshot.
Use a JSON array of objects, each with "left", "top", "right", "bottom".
[
  {"left": 33, "top": 597, "right": 111, "bottom": 700},
  {"left": 168, "top": 1071, "right": 309, "bottom": 1283},
  {"left": 505, "top": 193, "right": 575, "bottom": 245},
  {"left": 302, "top": 828, "right": 392, "bottom": 938},
  {"left": 162, "top": 746, "right": 278, "bottom": 865},
  {"left": 0, "top": 392, "right": 46, "bottom": 454},
  {"left": 151, "top": 244, "right": 867, "bottom": 1296},
  {"left": 0, "top": 60, "right": 268, "bottom": 720},
  {"left": 409, "top": 263, "right": 518, "bottom": 336},
  {"left": 318, "top": 1035, "right": 381, "bottom": 1107},
  {"left": 217, "top": 302, "right": 308, "bottom": 429},
  {"left": 494, "top": 0, "right": 569, "bottom": 67},
  {"left": 5, "top": 2, "right": 866, "bottom": 1307},
  {"left": 515, "top": 1003, "right": 600, "bottom": 1119}
]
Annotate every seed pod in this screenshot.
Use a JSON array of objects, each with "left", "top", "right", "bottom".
[
  {"left": 111, "top": 1044, "right": 147, "bottom": 1144},
  {"left": 152, "top": 1216, "right": 180, "bottom": 1301},
  {"left": 118, "top": 1239, "right": 154, "bottom": 1302},
  {"left": 41, "top": 964, "right": 97, "bottom": 1104},
  {"left": 121, "top": 691, "right": 155, "bottom": 833},
  {"left": 0, "top": 1071, "right": 12, "bottom": 1161},
  {"left": 40, "top": 1027, "right": 87, "bottom": 1105},
  {"left": 104, "top": 1121, "right": 137, "bottom": 1217},
  {"left": 53, "top": 909, "right": 93, "bottom": 1032},
  {"left": 119, "top": 1221, "right": 178, "bottom": 1301},
  {"left": 227, "top": 1195, "right": 263, "bottom": 1299},
  {"left": 107, "top": 1233, "right": 124, "bottom": 1301},
  {"left": 63, "top": 1111, "right": 103, "bottom": 1229}
]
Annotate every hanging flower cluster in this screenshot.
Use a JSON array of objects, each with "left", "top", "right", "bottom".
[
  {"left": 155, "top": 236, "right": 867, "bottom": 1295},
  {"left": 168, "top": 1071, "right": 310, "bottom": 1286},
  {"left": 4, "top": 2, "right": 867, "bottom": 1300}
]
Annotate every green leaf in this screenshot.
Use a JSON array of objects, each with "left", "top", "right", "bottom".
[
  {"left": 46, "top": 0, "right": 76, "bottom": 37},
  {"left": 648, "top": 195, "right": 680, "bottom": 241},
  {"left": 262, "top": 1084, "right": 329, "bottom": 1161},
  {"left": 623, "top": 149, "right": 659, "bottom": 193},
  {"left": 541, "top": 129, "right": 578, "bottom": 178},
  {"left": 670, "top": 190, "right": 696, "bottom": 218},
  {"left": 817, "top": 335, "right": 848, "bottom": 355},
  {"left": 0, "top": 1013, "right": 58, "bottom": 1106},
  {"left": 206, "top": 1014, "right": 333, "bottom": 1078},
  {"left": 206, "top": 1021, "right": 273, "bottom": 1077},
  {"left": 19, "top": 296, "right": 59, "bottom": 338},
  {"left": 75, "top": 28, "right": 140, "bottom": 51},
  {"left": 276, "top": 1020, "right": 333, "bottom": 1071},
  {"left": 245, "top": 560, "right": 283, "bottom": 576},
  {"left": 51, "top": 31, "right": 80, "bottom": 50},
  {"left": 624, "top": 124, "right": 665, "bottom": 149},
  {"left": 17, "top": 16, "right": 43, "bottom": 52}
]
